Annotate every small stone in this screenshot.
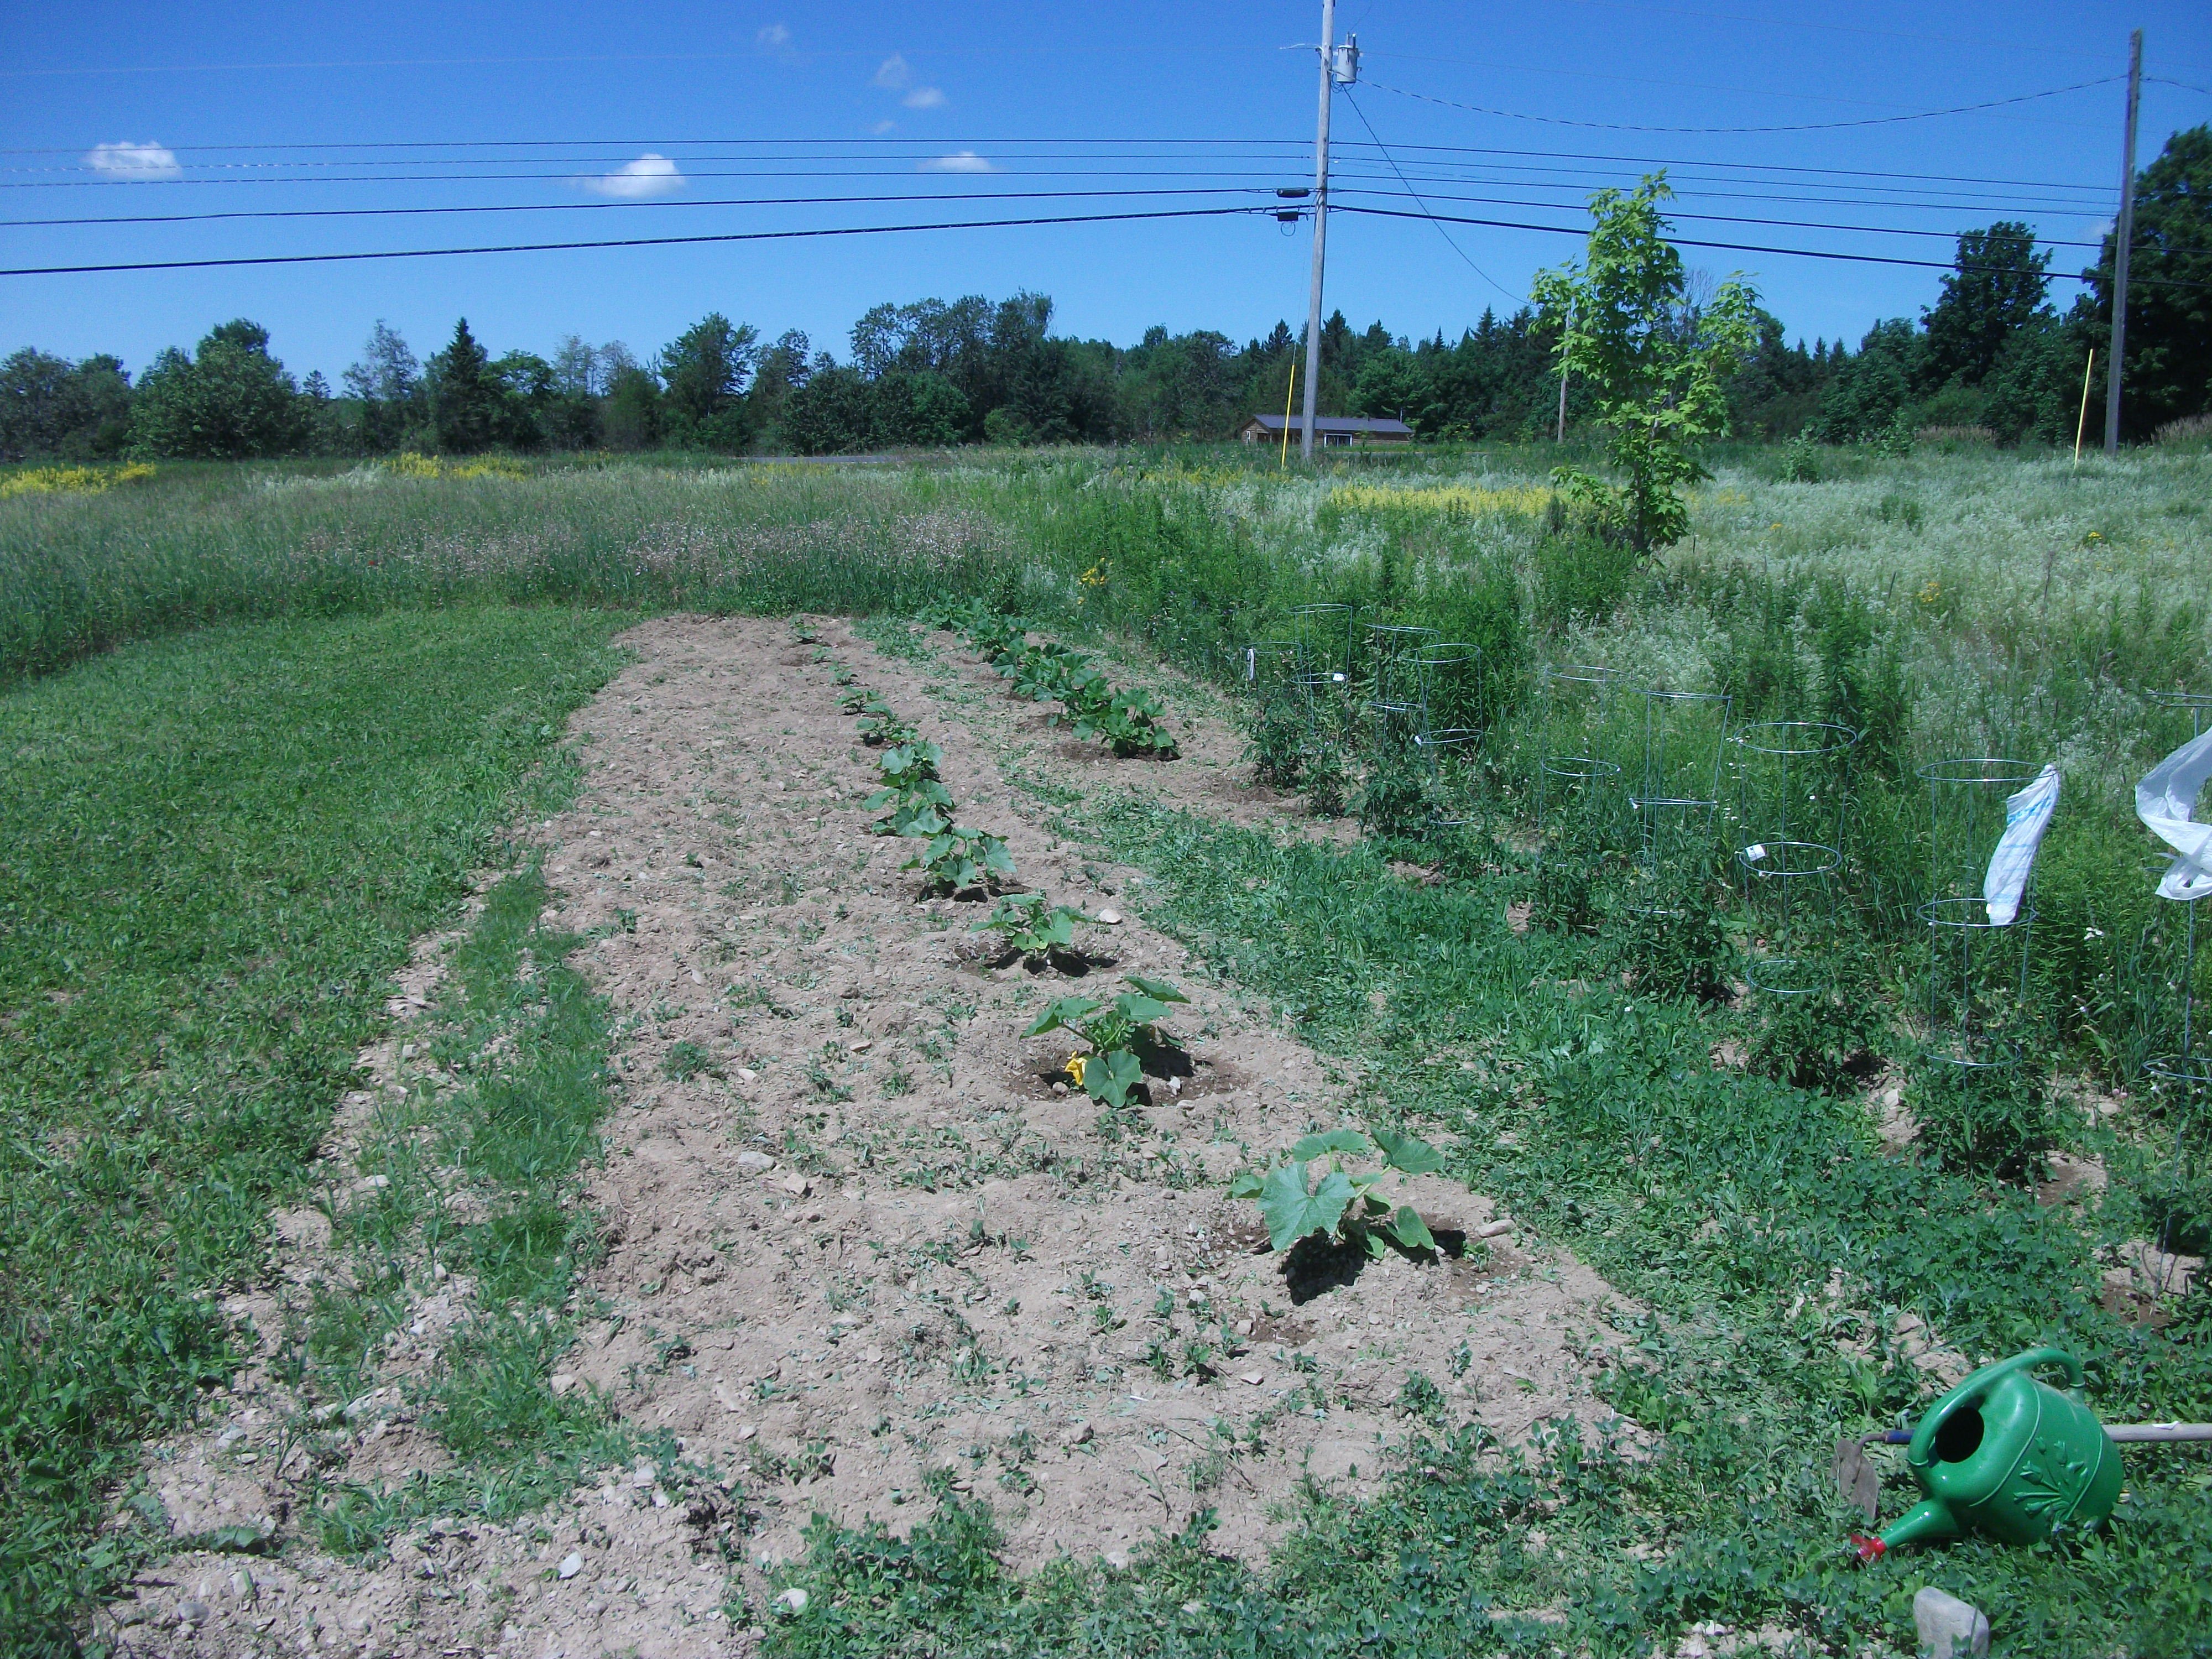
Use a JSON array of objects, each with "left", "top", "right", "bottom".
[
  {"left": 1475, "top": 1218, "right": 1514, "bottom": 1239},
  {"left": 1236, "top": 1318, "right": 1254, "bottom": 1336},
  {"left": 780, "top": 1173, "right": 811, "bottom": 1196},
  {"left": 1097, "top": 908, "right": 1123, "bottom": 926},
  {"left": 550, "top": 1373, "right": 578, "bottom": 1396},
  {"left": 651, "top": 1487, "right": 671, "bottom": 1509},
  {"left": 1913, "top": 1587, "right": 1990, "bottom": 1659},
  {"left": 229, "top": 1568, "right": 255, "bottom": 1602},
  {"left": 849, "top": 1039, "right": 871, "bottom": 1051},
  {"left": 737, "top": 1425, "right": 758, "bottom": 1441},
  {"left": 557, "top": 1552, "right": 583, "bottom": 1581},
  {"left": 176, "top": 1599, "right": 211, "bottom": 1626},
  {"left": 1066, "top": 1422, "right": 1093, "bottom": 1446},
  {"left": 1051, "top": 1082, "right": 1068, "bottom": 1097},
  {"left": 737, "top": 1067, "right": 759, "bottom": 1083},
  {"left": 690, "top": 969, "right": 705, "bottom": 984},
  {"left": 736, "top": 1150, "right": 776, "bottom": 1173},
  {"left": 774, "top": 1587, "right": 810, "bottom": 1616},
  {"left": 1239, "top": 1370, "right": 1265, "bottom": 1386}
]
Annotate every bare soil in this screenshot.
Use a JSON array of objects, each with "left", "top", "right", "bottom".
[{"left": 103, "top": 614, "right": 1631, "bottom": 1659}]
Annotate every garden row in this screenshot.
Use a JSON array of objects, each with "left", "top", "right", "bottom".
[{"left": 828, "top": 646, "right": 1190, "bottom": 1114}]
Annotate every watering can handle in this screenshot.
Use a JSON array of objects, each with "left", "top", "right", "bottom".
[{"left": 1908, "top": 1347, "right": 2085, "bottom": 1466}]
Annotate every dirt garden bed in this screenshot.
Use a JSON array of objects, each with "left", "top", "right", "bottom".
[{"left": 102, "top": 614, "right": 1632, "bottom": 1658}]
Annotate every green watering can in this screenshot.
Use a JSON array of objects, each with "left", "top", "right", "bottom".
[{"left": 1853, "top": 1348, "right": 2124, "bottom": 1561}]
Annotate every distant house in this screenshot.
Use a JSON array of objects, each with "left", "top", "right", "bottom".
[{"left": 1238, "top": 414, "right": 1413, "bottom": 447}]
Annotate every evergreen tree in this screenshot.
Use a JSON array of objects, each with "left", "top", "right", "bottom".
[
  {"left": 426, "top": 319, "right": 497, "bottom": 454},
  {"left": 658, "top": 313, "right": 759, "bottom": 450}
]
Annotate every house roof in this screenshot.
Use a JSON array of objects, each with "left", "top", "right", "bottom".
[{"left": 1243, "top": 414, "right": 1413, "bottom": 435}]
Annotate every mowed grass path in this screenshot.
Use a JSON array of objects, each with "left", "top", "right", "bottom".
[{"left": 0, "top": 607, "right": 627, "bottom": 1651}]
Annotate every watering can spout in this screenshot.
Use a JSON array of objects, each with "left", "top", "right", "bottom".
[{"left": 1854, "top": 1497, "right": 1959, "bottom": 1561}]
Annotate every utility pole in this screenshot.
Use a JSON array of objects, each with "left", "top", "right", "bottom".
[
  {"left": 2104, "top": 28, "right": 2142, "bottom": 456},
  {"left": 1299, "top": 1, "right": 1355, "bottom": 461}
]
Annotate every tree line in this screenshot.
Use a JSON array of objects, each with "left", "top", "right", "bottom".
[{"left": 2, "top": 126, "right": 2202, "bottom": 463}]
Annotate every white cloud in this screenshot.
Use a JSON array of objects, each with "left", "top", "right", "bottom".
[
  {"left": 920, "top": 151, "right": 995, "bottom": 174},
  {"left": 756, "top": 22, "right": 790, "bottom": 47},
  {"left": 869, "top": 119, "right": 897, "bottom": 135},
  {"left": 872, "top": 53, "right": 910, "bottom": 90},
  {"left": 85, "top": 141, "right": 180, "bottom": 179},
  {"left": 581, "top": 153, "right": 684, "bottom": 198},
  {"left": 902, "top": 86, "right": 945, "bottom": 109}
]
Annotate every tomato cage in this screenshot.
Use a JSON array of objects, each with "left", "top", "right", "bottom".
[
  {"left": 1290, "top": 604, "right": 1357, "bottom": 756},
  {"left": 1534, "top": 662, "right": 1626, "bottom": 856},
  {"left": 1730, "top": 721, "right": 1857, "bottom": 997},
  {"left": 2142, "top": 691, "right": 2212, "bottom": 1102},
  {"left": 1626, "top": 688, "right": 1733, "bottom": 913},
  {"left": 1918, "top": 757, "right": 2043, "bottom": 1071},
  {"left": 1415, "top": 641, "right": 1484, "bottom": 830}
]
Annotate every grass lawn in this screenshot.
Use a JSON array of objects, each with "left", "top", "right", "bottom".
[{"left": 0, "top": 606, "right": 628, "bottom": 1650}]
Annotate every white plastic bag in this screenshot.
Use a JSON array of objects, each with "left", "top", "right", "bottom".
[
  {"left": 2136, "top": 726, "right": 2212, "bottom": 902},
  {"left": 1983, "top": 763, "right": 2060, "bottom": 926}
]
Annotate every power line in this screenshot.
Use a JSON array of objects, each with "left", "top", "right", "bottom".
[
  {"left": 1332, "top": 203, "right": 2211, "bottom": 291},
  {"left": 1342, "top": 90, "right": 1522, "bottom": 304},
  {"left": 1364, "top": 71, "right": 2123, "bottom": 134},
  {"left": 0, "top": 204, "right": 1272, "bottom": 278}
]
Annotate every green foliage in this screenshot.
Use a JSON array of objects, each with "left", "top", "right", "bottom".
[
  {"left": 129, "top": 320, "right": 308, "bottom": 460},
  {"left": 1746, "top": 982, "right": 1885, "bottom": 1093},
  {"left": 865, "top": 741, "right": 954, "bottom": 836},
  {"left": 969, "top": 894, "right": 1091, "bottom": 965},
  {"left": 0, "top": 608, "right": 623, "bottom": 1648},
  {"left": 1781, "top": 430, "right": 1820, "bottom": 483},
  {"left": 2084, "top": 124, "right": 2212, "bottom": 440},
  {"left": 663, "top": 1039, "right": 719, "bottom": 1080},
  {"left": 1228, "top": 1126, "right": 1443, "bottom": 1255},
  {"left": 1248, "top": 692, "right": 1306, "bottom": 791},
  {"left": 1304, "top": 744, "right": 1350, "bottom": 818},
  {"left": 0, "top": 348, "right": 133, "bottom": 462},
  {"left": 1531, "top": 175, "right": 1760, "bottom": 549},
  {"left": 658, "top": 313, "right": 759, "bottom": 452},
  {"left": 1620, "top": 877, "right": 1736, "bottom": 1003},
  {"left": 427, "top": 318, "right": 499, "bottom": 455},
  {"left": 1024, "top": 976, "right": 1187, "bottom": 1107},
  {"left": 902, "top": 823, "right": 1015, "bottom": 897},
  {"left": 1908, "top": 1057, "right": 2060, "bottom": 1183},
  {"left": 1922, "top": 222, "right": 2053, "bottom": 390},
  {"left": 853, "top": 692, "right": 919, "bottom": 748},
  {"left": 1355, "top": 749, "right": 1431, "bottom": 839},
  {"left": 1533, "top": 528, "right": 1641, "bottom": 632}
]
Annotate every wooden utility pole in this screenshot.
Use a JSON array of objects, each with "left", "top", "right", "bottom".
[
  {"left": 1299, "top": 0, "right": 1355, "bottom": 461},
  {"left": 2104, "top": 29, "right": 2143, "bottom": 456}
]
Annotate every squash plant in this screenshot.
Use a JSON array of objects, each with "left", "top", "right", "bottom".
[
  {"left": 1025, "top": 975, "right": 1188, "bottom": 1107},
  {"left": 971, "top": 893, "right": 1093, "bottom": 967},
  {"left": 904, "top": 823, "right": 1015, "bottom": 897},
  {"left": 1085, "top": 687, "right": 1180, "bottom": 759},
  {"left": 867, "top": 741, "right": 954, "bottom": 837},
  {"left": 1229, "top": 1127, "right": 1444, "bottom": 1255}
]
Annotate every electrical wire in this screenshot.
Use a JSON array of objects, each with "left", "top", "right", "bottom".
[
  {"left": 1341, "top": 89, "right": 1523, "bottom": 304},
  {"left": 1363, "top": 72, "right": 2124, "bottom": 134},
  {"left": 0, "top": 203, "right": 1272, "bottom": 278},
  {"left": 1331, "top": 203, "right": 2210, "bottom": 291}
]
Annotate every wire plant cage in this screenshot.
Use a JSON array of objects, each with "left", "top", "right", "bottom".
[
  {"left": 1917, "top": 757, "right": 2041, "bottom": 1070},
  {"left": 1534, "top": 662, "right": 1625, "bottom": 856},
  {"left": 1627, "top": 688, "right": 1733, "bottom": 912},
  {"left": 1415, "top": 641, "right": 1485, "bottom": 830},
  {"left": 1290, "top": 603, "right": 1358, "bottom": 757},
  {"left": 1730, "top": 720, "right": 1857, "bottom": 997}
]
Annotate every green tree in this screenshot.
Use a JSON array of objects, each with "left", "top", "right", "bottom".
[
  {"left": 426, "top": 318, "right": 497, "bottom": 454},
  {"left": 1922, "top": 221, "right": 2051, "bottom": 390},
  {"left": 129, "top": 319, "right": 306, "bottom": 458},
  {"left": 601, "top": 362, "right": 663, "bottom": 450},
  {"left": 658, "top": 313, "right": 759, "bottom": 451},
  {"left": 1531, "top": 175, "right": 1759, "bottom": 550},
  {"left": 2086, "top": 123, "right": 2212, "bottom": 440},
  {"left": 1815, "top": 320, "right": 1923, "bottom": 444},
  {"left": 0, "top": 348, "right": 133, "bottom": 460}
]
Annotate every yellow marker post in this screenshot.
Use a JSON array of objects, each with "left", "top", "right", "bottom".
[
  {"left": 1279, "top": 359, "right": 1298, "bottom": 471},
  {"left": 2074, "top": 349, "right": 2096, "bottom": 465}
]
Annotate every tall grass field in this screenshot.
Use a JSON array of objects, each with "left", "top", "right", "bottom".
[{"left": 3, "top": 440, "right": 2210, "bottom": 1656}]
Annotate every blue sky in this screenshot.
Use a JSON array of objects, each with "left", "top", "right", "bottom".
[{"left": 4, "top": 1, "right": 2207, "bottom": 384}]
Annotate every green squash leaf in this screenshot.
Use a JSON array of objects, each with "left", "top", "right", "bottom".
[
  {"left": 1257, "top": 1162, "right": 1357, "bottom": 1251},
  {"left": 1124, "top": 974, "right": 1188, "bottom": 1004},
  {"left": 1084, "top": 1048, "right": 1145, "bottom": 1108},
  {"left": 1025, "top": 997, "right": 1100, "bottom": 1039},
  {"left": 1384, "top": 1205, "right": 1437, "bottom": 1252},
  {"left": 1372, "top": 1125, "right": 1444, "bottom": 1175},
  {"left": 1288, "top": 1129, "right": 1369, "bottom": 1164}
]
